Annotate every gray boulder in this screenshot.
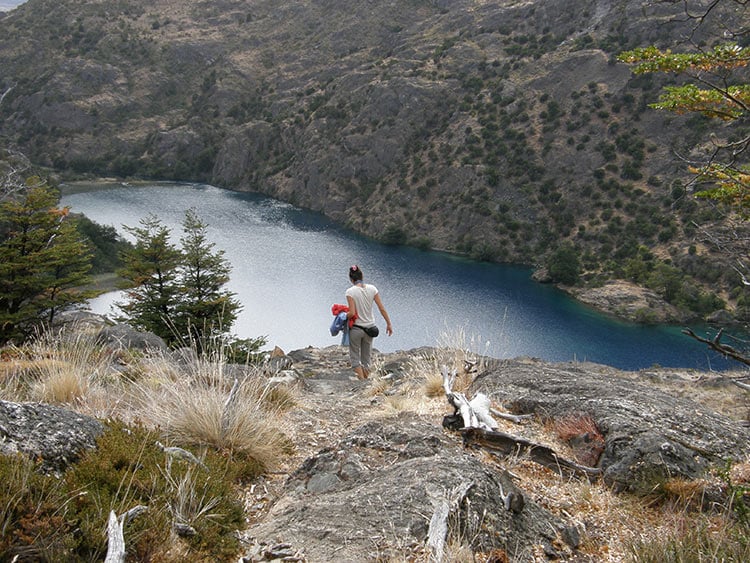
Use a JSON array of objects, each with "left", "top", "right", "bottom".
[
  {"left": 472, "top": 358, "right": 750, "bottom": 494},
  {"left": 0, "top": 400, "right": 104, "bottom": 473},
  {"left": 96, "top": 323, "right": 167, "bottom": 352},
  {"left": 244, "top": 415, "right": 580, "bottom": 562}
]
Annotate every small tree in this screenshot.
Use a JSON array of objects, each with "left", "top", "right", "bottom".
[
  {"left": 0, "top": 177, "right": 93, "bottom": 342},
  {"left": 547, "top": 243, "right": 581, "bottom": 285},
  {"left": 619, "top": 43, "right": 750, "bottom": 212},
  {"left": 174, "top": 208, "right": 241, "bottom": 349},
  {"left": 117, "top": 210, "right": 242, "bottom": 350},
  {"left": 116, "top": 214, "right": 182, "bottom": 342}
]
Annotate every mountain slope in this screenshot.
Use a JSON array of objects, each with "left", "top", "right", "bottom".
[{"left": 0, "top": 0, "right": 745, "bottom": 321}]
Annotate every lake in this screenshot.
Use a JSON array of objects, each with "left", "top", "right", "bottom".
[
  {"left": 0, "top": 1, "right": 25, "bottom": 12},
  {"left": 60, "top": 181, "right": 732, "bottom": 371}
]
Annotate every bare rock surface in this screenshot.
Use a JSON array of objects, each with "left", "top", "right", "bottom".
[
  {"left": 246, "top": 416, "right": 578, "bottom": 562},
  {"left": 569, "top": 280, "right": 687, "bottom": 324},
  {"left": 472, "top": 357, "right": 750, "bottom": 494},
  {"left": 243, "top": 347, "right": 580, "bottom": 562},
  {"left": 2, "top": 342, "right": 747, "bottom": 561},
  {"left": 242, "top": 346, "right": 749, "bottom": 561},
  {"left": 0, "top": 400, "right": 104, "bottom": 473},
  {"left": 95, "top": 323, "right": 168, "bottom": 351}
]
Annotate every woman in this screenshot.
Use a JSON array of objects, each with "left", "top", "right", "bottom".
[{"left": 345, "top": 265, "right": 393, "bottom": 380}]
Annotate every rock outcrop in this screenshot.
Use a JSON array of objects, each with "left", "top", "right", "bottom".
[
  {"left": 570, "top": 280, "right": 688, "bottom": 323},
  {"left": 245, "top": 414, "right": 580, "bottom": 562},
  {"left": 0, "top": 400, "right": 104, "bottom": 474},
  {"left": 95, "top": 323, "right": 168, "bottom": 352},
  {"left": 2, "top": 342, "right": 747, "bottom": 560},
  {"left": 472, "top": 357, "right": 750, "bottom": 494},
  {"left": 241, "top": 346, "right": 749, "bottom": 561}
]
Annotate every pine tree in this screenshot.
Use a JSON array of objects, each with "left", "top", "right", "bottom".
[
  {"left": 0, "top": 177, "right": 93, "bottom": 342},
  {"left": 174, "top": 208, "right": 241, "bottom": 349},
  {"left": 116, "top": 214, "right": 182, "bottom": 342},
  {"left": 116, "top": 210, "right": 241, "bottom": 349}
]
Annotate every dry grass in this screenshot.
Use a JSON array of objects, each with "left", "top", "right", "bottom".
[
  {"left": 385, "top": 336, "right": 750, "bottom": 562},
  {"left": 406, "top": 327, "right": 490, "bottom": 399},
  {"left": 626, "top": 368, "right": 750, "bottom": 423},
  {"left": 2, "top": 322, "right": 748, "bottom": 562},
  {"left": 0, "top": 326, "right": 124, "bottom": 416},
  {"left": 165, "top": 465, "right": 222, "bottom": 530},
  {"left": 132, "top": 353, "right": 292, "bottom": 472}
]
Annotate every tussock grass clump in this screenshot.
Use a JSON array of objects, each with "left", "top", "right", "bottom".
[
  {"left": 133, "top": 353, "right": 292, "bottom": 474},
  {"left": 627, "top": 515, "right": 750, "bottom": 562},
  {"left": 0, "top": 326, "right": 123, "bottom": 415},
  {"left": 416, "top": 328, "right": 493, "bottom": 397}
]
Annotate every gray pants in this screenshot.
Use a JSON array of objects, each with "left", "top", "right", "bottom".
[{"left": 349, "top": 326, "right": 373, "bottom": 370}]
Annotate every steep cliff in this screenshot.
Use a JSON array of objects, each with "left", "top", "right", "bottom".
[{"left": 0, "top": 0, "right": 746, "bottom": 320}]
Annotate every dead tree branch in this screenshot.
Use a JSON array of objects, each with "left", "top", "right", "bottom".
[
  {"left": 426, "top": 482, "right": 474, "bottom": 563},
  {"left": 683, "top": 328, "right": 750, "bottom": 390},
  {"left": 104, "top": 505, "right": 148, "bottom": 563},
  {"left": 461, "top": 427, "right": 602, "bottom": 480},
  {"left": 441, "top": 365, "right": 600, "bottom": 479}
]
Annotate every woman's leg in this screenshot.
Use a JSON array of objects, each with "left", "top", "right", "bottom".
[
  {"left": 349, "top": 328, "right": 367, "bottom": 379},
  {"left": 360, "top": 335, "right": 373, "bottom": 378}
]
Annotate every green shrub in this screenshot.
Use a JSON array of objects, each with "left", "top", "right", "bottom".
[
  {"left": 75, "top": 215, "right": 132, "bottom": 274},
  {"left": 0, "top": 423, "right": 246, "bottom": 562},
  {"left": 547, "top": 243, "right": 581, "bottom": 285},
  {"left": 381, "top": 225, "right": 407, "bottom": 245},
  {"left": 0, "top": 454, "right": 75, "bottom": 561}
]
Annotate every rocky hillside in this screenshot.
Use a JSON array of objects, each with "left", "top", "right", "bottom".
[
  {"left": 1, "top": 314, "right": 749, "bottom": 560},
  {"left": 0, "top": 0, "right": 747, "bottom": 320}
]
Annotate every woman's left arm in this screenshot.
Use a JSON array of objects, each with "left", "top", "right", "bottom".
[{"left": 373, "top": 293, "right": 393, "bottom": 336}]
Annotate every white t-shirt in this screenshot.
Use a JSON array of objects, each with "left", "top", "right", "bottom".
[{"left": 345, "top": 283, "right": 379, "bottom": 326}]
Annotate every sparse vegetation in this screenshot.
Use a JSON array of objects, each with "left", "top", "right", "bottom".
[
  {"left": 0, "top": 323, "right": 296, "bottom": 560},
  {"left": 2, "top": 1, "right": 750, "bottom": 556},
  {"left": 2, "top": 0, "right": 747, "bottom": 324},
  {"left": 1, "top": 323, "right": 749, "bottom": 560}
]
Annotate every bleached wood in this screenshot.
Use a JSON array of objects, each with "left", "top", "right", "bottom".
[
  {"left": 104, "top": 511, "right": 124, "bottom": 563},
  {"left": 426, "top": 497, "right": 450, "bottom": 563},
  {"left": 104, "top": 506, "right": 148, "bottom": 563},
  {"left": 441, "top": 365, "right": 496, "bottom": 430},
  {"left": 426, "top": 482, "right": 473, "bottom": 563},
  {"left": 489, "top": 407, "right": 534, "bottom": 424},
  {"left": 468, "top": 393, "right": 498, "bottom": 430}
]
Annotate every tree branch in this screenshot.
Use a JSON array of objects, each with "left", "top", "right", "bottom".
[
  {"left": 682, "top": 327, "right": 750, "bottom": 366},
  {"left": 683, "top": 328, "right": 750, "bottom": 390}
]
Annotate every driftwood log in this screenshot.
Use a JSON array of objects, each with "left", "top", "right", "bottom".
[{"left": 441, "top": 366, "right": 601, "bottom": 480}]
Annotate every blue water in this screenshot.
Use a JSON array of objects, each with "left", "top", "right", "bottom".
[
  {"left": 0, "top": 1, "right": 26, "bottom": 12},
  {"left": 61, "top": 182, "right": 732, "bottom": 371}
]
